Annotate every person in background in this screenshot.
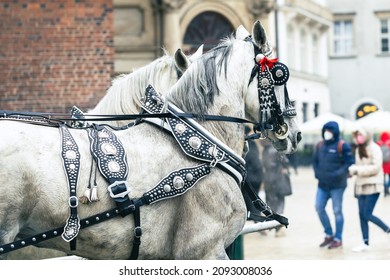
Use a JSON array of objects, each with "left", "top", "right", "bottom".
[
  {"left": 244, "top": 126, "right": 263, "bottom": 200},
  {"left": 262, "top": 139, "right": 292, "bottom": 237},
  {"left": 376, "top": 131, "right": 390, "bottom": 196},
  {"left": 348, "top": 127, "right": 390, "bottom": 252},
  {"left": 313, "top": 121, "right": 354, "bottom": 249}
]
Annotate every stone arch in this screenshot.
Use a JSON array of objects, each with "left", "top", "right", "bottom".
[{"left": 180, "top": 2, "right": 244, "bottom": 52}]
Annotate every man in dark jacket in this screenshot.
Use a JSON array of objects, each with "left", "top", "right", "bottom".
[{"left": 313, "top": 121, "right": 354, "bottom": 249}]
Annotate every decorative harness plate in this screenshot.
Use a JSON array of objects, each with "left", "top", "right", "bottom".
[{"left": 59, "top": 125, "right": 81, "bottom": 243}]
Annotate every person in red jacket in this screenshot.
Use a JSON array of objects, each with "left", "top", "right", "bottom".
[{"left": 377, "top": 131, "right": 390, "bottom": 196}]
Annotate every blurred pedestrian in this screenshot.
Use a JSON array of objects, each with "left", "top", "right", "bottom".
[
  {"left": 261, "top": 139, "right": 292, "bottom": 237},
  {"left": 313, "top": 121, "right": 354, "bottom": 249},
  {"left": 244, "top": 126, "right": 263, "bottom": 198},
  {"left": 376, "top": 131, "right": 390, "bottom": 196},
  {"left": 348, "top": 127, "right": 390, "bottom": 252}
]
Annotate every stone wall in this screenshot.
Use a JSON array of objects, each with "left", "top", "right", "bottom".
[{"left": 0, "top": 0, "right": 114, "bottom": 113}]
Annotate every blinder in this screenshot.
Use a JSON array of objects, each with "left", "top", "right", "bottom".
[{"left": 245, "top": 36, "right": 296, "bottom": 140}]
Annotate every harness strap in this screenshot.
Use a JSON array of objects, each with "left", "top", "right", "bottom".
[
  {"left": 0, "top": 207, "right": 125, "bottom": 256},
  {"left": 242, "top": 180, "right": 289, "bottom": 227},
  {"left": 129, "top": 205, "right": 142, "bottom": 260},
  {"left": 59, "top": 125, "right": 81, "bottom": 250}
]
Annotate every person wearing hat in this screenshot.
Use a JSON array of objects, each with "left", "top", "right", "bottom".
[{"left": 348, "top": 127, "right": 390, "bottom": 252}]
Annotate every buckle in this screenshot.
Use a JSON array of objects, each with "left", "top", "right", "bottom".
[
  {"left": 134, "top": 226, "right": 142, "bottom": 238},
  {"left": 68, "top": 196, "right": 79, "bottom": 208},
  {"left": 107, "top": 181, "right": 131, "bottom": 199}
]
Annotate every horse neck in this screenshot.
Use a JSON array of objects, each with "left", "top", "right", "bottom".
[{"left": 166, "top": 50, "right": 247, "bottom": 156}]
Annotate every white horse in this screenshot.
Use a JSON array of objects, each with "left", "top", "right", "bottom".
[{"left": 0, "top": 21, "right": 301, "bottom": 259}]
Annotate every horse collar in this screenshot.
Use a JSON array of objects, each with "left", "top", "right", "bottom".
[{"left": 142, "top": 85, "right": 247, "bottom": 186}]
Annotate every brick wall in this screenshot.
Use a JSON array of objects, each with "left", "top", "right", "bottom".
[{"left": 0, "top": 0, "right": 114, "bottom": 113}]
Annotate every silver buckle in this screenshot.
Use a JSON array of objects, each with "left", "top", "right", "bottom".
[
  {"left": 107, "top": 181, "right": 131, "bottom": 199},
  {"left": 68, "top": 196, "right": 79, "bottom": 208}
]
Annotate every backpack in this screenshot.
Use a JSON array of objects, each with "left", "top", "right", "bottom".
[
  {"left": 380, "top": 145, "right": 390, "bottom": 163},
  {"left": 317, "top": 139, "right": 344, "bottom": 156}
]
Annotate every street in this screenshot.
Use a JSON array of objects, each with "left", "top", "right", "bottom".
[{"left": 243, "top": 166, "right": 390, "bottom": 260}]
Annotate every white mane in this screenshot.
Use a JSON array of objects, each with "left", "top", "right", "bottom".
[{"left": 89, "top": 53, "right": 177, "bottom": 117}]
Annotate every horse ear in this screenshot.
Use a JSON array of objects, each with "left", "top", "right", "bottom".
[
  {"left": 174, "top": 48, "right": 191, "bottom": 73},
  {"left": 252, "top": 20, "right": 273, "bottom": 56},
  {"left": 236, "top": 25, "right": 250, "bottom": 40},
  {"left": 252, "top": 20, "right": 267, "bottom": 46},
  {"left": 189, "top": 44, "right": 203, "bottom": 62}
]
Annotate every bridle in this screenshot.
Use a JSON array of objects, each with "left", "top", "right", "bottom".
[{"left": 245, "top": 36, "right": 297, "bottom": 141}]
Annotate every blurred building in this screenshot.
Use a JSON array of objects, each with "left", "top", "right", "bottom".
[
  {"left": 114, "top": 0, "right": 333, "bottom": 126},
  {"left": 0, "top": 0, "right": 114, "bottom": 113},
  {"left": 327, "top": 0, "right": 390, "bottom": 120},
  {"left": 1, "top": 0, "right": 337, "bottom": 120}
]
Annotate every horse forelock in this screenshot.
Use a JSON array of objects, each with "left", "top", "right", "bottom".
[{"left": 167, "top": 37, "right": 235, "bottom": 116}]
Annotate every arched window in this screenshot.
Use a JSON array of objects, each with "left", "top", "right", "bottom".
[{"left": 183, "top": 12, "right": 234, "bottom": 53}]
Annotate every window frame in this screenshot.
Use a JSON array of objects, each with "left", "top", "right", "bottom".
[{"left": 331, "top": 13, "right": 356, "bottom": 57}]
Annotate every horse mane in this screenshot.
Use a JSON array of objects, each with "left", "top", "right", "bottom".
[
  {"left": 90, "top": 51, "right": 176, "bottom": 115},
  {"left": 166, "top": 36, "right": 235, "bottom": 116}
]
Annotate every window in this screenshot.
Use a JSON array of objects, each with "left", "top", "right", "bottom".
[
  {"left": 302, "top": 102, "right": 308, "bottom": 122},
  {"left": 333, "top": 20, "right": 353, "bottom": 55},
  {"left": 380, "top": 18, "right": 390, "bottom": 53},
  {"left": 183, "top": 12, "right": 234, "bottom": 53},
  {"left": 300, "top": 29, "right": 307, "bottom": 71},
  {"left": 314, "top": 103, "right": 320, "bottom": 118},
  {"left": 287, "top": 24, "right": 295, "bottom": 68},
  {"left": 312, "top": 34, "right": 319, "bottom": 74}
]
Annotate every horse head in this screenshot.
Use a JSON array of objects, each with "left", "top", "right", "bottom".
[
  {"left": 247, "top": 21, "right": 301, "bottom": 153},
  {"left": 167, "top": 21, "right": 301, "bottom": 154}
]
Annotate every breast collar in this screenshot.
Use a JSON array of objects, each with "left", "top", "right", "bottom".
[{"left": 140, "top": 85, "right": 247, "bottom": 186}]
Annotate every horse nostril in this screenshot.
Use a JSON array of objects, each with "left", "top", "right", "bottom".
[{"left": 296, "top": 131, "right": 302, "bottom": 143}]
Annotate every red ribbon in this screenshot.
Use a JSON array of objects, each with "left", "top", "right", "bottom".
[{"left": 258, "top": 56, "right": 278, "bottom": 72}]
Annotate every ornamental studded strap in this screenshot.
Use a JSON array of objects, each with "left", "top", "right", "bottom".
[{"left": 59, "top": 125, "right": 81, "bottom": 244}]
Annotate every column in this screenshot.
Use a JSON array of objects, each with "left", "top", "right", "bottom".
[{"left": 162, "top": 0, "right": 184, "bottom": 55}]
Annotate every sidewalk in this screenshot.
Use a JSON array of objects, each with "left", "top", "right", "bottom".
[{"left": 243, "top": 166, "right": 390, "bottom": 260}]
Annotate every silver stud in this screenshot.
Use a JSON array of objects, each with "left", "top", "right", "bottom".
[
  {"left": 11, "top": 244, "right": 14, "bottom": 248},
  {"left": 42, "top": 234, "right": 46, "bottom": 238},
  {"left": 106, "top": 213, "right": 110, "bottom": 217},
  {"left": 53, "top": 231, "right": 58, "bottom": 235},
  {"left": 98, "top": 131, "right": 109, "bottom": 138},
  {"left": 32, "top": 238, "right": 36, "bottom": 242},
  {"left": 185, "top": 173, "right": 194, "bottom": 181},
  {"left": 173, "top": 176, "right": 185, "bottom": 190},
  {"left": 261, "top": 78, "right": 270, "bottom": 86},
  {"left": 21, "top": 241, "right": 25, "bottom": 245},
  {"left": 96, "top": 217, "right": 100, "bottom": 221},
  {"left": 108, "top": 161, "right": 120, "bottom": 173},
  {"left": 189, "top": 136, "right": 202, "bottom": 150},
  {"left": 275, "top": 69, "right": 283, "bottom": 78},
  {"left": 101, "top": 143, "right": 117, "bottom": 156},
  {"left": 86, "top": 220, "right": 90, "bottom": 225},
  {"left": 0, "top": 248, "right": 3, "bottom": 252},
  {"left": 66, "top": 150, "right": 77, "bottom": 160},
  {"left": 175, "top": 123, "right": 186, "bottom": 134},
  {"left": 163, "top": 184, "right": 171, "bottom": 192}
]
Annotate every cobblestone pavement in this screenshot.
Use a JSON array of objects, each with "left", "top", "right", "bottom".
[{"left": 243, "top": 167, "right": 390, "bottom": 260}]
